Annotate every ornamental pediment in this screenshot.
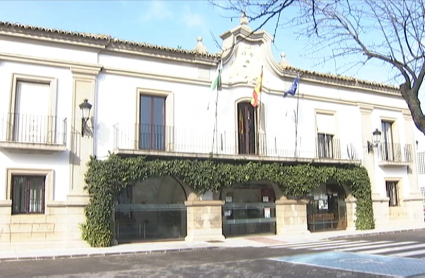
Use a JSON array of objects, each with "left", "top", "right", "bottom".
[{"left": 227, "top": 43, "right": 263, "bottom": 85}]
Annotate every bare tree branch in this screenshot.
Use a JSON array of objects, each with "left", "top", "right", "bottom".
[{"left": 212, "top": 0, "right": 425, "bottom": 134}]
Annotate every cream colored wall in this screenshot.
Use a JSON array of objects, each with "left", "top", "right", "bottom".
[{"left": 0, "top": 23, "right": 423, "bottom": 248}]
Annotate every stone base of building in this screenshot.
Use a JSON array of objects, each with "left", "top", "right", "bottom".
[
  {"left": 372, "top": 193, "right": 424, "bottom": 229},
  {"left": 0, "top": 195, "right": 90, "bottom": 247}
]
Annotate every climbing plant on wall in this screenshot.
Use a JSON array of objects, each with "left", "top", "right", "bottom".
[{"left": 81, "top": 154, "right": 375, "bottom": 247}]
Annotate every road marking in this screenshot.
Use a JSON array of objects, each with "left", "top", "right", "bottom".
[
  {"left": 333, "top": 241, "right": 416, "bottom": 252},
  {"left": 290, "top": 240, "right": 364, "bottom": 250},
  {"left": 358, "top": 242, "right": 423, "bottom": 255},
  {"left": 390, "top": 246, "right": 425, "bottom": 257},
  {"left": 268, "top": 240, "right": 349, "bottom": 249},
  {"left": 311, "top": 241, "right": 391, "bottom": 251}
]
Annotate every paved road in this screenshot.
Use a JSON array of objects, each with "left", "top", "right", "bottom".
[
  {"left": 268, "top": 230, "right": 425, "bottom": 259},
  {"left": 1, "top": 231, "right": 425, "bottom": 277}
]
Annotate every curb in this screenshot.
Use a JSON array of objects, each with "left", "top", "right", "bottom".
[
  {"left": 323, "top": 227, "right": 425, "bottom": 240},
  {"left": 0, "top": 246, "right": 232, "bottom": 262}
]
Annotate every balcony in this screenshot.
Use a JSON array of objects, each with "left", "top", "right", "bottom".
[
  {"left": 0, "top": 113, "right": 67, "bottom": 153},
  {"left": 113, "top": 123, "right": 359, "bottom": 164},
  {"left": 378, "top": 142, "right": 412, "bottom": 166}
]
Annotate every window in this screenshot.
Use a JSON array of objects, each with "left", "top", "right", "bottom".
[
  {"left": 316, "top": 112, "right": 339, "bottom": 159},
  {"left": 13, "top": 81, "right": 51, "bottom": 143},
  {"left": 318, "top": 133, "right": 334, "bottom": 158},
  {"left": 386, "top": 181, "right": 399, "bottom": 207},
  {"left": 7, "top": 74, "right": 57, "bottom": 144},
  {"left": 381, "top": 121, "right": 395, "bottom": 161},
  {"left": 139, "top": 95, "right": 165, "bottom": 150},
  {"left": 11, "top": 175, "right": 45, "bottom": 214}
]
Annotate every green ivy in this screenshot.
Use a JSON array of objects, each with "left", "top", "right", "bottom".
[{"left": 81, "top": 154, "right": 375, "bottom": 247}]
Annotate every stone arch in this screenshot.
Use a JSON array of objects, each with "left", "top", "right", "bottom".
[
  {"left": 114, "top": 175, "right": 189, "bottom": 242},
  {"left": 234, "top": 97, "right": 266, "bottom": 155},
  {"left": 306, "top": 181, "right": 349, "bottom": 232}
]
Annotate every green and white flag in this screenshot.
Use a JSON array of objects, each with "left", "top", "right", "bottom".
[{"left": 210, "top": 60, "right": 222, "bottom": 91}]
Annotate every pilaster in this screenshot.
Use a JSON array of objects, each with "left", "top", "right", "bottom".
[
  {"left": 359, "top": 103, "right": 378, "bottom": 194},
  {"left": 275, "top": 198, "right": 310, "bottom": 235},
  {"left": 68, "top": 66, "right": 100, "bottom": 198},
  {"left": 185, "top": 200, "right": 225, "bottom": 242},
  {"left": 345, "top": 195, "right": 357, "bottom": 230},
  {"left": 402, "top": 110, "right": 422, "bottom": 198}
]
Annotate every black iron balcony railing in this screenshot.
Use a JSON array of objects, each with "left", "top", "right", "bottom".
[
  {"left": 0, "top": 113, "right": 67, "bottom": 145},
  {"left": 113, "top": 123, "right": 356, "bottom": 161},
  {"left": 379, "top": 142, "right": 412, "bottom": 163}
]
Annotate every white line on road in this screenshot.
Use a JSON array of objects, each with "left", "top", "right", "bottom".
[
  {"left": 268, "top": 240, "right": 350, "bottom": 249},
  {"left": 359, "top": 241, "right": 425, "bottom": 257},
  {"left": 290, "top": 240, "right": 368, "bottom": 250},
  {"left": 310, "top": 241, "right": 391, "bottom": 251},
  {"left": 334, "top": 241, "right": 417, "bottom": 252}
]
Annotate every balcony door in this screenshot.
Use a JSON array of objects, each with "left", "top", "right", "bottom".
[
  {"left": 381, "top": 121, "right": 394, "bottom": 161},
  {"left": 13, "top": 81, "right": 51, "bottom": 143},
  {"left": 237, "top": 102, "right": 257, "bottom": 155},
  {"left": 139, "top": 95, "right": 165, "bottom": 150}
]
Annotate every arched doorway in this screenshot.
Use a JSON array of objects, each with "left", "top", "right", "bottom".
[
  {"left": 221, "top": 182, "right": 276, "bottom": 237},
  {"left": 306, "top": 183, "right": 347, "bottom": 232},
  {"left": 237, "top": 102, "right": 257, "bottom": 155},
  {"left": 114, "top": 176, "right": 187, "bottom": 242}
]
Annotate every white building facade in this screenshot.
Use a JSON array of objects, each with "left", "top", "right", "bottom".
[{"left": 0, "top": 18, "right": 423, "bottom": 248}]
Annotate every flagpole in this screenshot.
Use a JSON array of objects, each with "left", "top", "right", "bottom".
[
  {"left": 294, "top": 74, "right": 300, "bottom": 158},
  {"left": 211, "top": 61, "right": 221, "bottom": 155},
  {"left": 212, "top": 84, "right": 219, "bottom": 154},
  {"left": 257, "top": 66, "right": 263, "bottom": 155}
]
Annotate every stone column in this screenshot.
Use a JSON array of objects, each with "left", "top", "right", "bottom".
[
  {"left": 345, "top": 195, "right": 357, "bottom": 230},
  {"left": 66, "top": 66, "right": 100, "bottom": 246},
  {"left": 275, "top": 197, "right": 310, "bottom": 235},
  {"left": 185, "top": 200, "right": 225, "bottom": 242}
]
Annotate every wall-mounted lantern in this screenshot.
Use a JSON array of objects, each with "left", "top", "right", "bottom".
[
  {"left": 367, "top": 128, "right": 382, "bottom": 153},
  {"left": 79, "top": 99, "right": 92, "bottom": 137}
]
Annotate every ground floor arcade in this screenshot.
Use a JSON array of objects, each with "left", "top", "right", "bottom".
[{"left": 112, "top": 176, "right": 357, "bottom": 243}]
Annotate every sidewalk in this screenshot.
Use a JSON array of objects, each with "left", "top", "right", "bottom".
[{"left": 1, "top": 224, "right": 424, "bottom": 262}]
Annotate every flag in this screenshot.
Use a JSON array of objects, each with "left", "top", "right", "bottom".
[
  {"left": 238, "top": 109, "right": 244, "bottom": 134},
  {"left": 283, "top": 76, "right": 299, "bottom": 97},
  {"left": 250, "top": 67, "right": 263, "bottom": 107},
  {"left": 207, "top": 61, "right": 222, "bottom": 110},
  {"left": 210, "top": 60, "right": 222, "bottom": 91}
]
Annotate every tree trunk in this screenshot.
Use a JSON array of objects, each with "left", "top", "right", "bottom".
[{"left": 400, "top": 84, "right": 425, "bottom": 135}]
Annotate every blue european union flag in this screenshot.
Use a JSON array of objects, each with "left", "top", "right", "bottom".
[{"left": 283, "top": 76, "right": 299, "bottom": 97}]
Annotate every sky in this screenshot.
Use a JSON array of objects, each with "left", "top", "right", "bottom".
[{"left": 0, "top": 0, "right": 406, "bottom": 86}]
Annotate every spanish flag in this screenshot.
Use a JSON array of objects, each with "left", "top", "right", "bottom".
[{"left": 251, "top": 67, "right": 263, "bottom": 108}]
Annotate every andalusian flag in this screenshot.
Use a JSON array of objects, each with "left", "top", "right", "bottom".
[
  {"left": 251, "top": 67, "right": 263, "bottom": 107},
  {"left": 210, "top": 60, "right": 222, "bottom": 91}
]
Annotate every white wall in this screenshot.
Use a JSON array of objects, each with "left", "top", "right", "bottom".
[
  {"left": 0, "top": 60, "right": 73, "bottom": 201},
  {"left": 0, "top": 35, "right": 99, "bottom": 64}
]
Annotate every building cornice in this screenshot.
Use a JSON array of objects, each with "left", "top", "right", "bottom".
[
  {"left": 0, "top": 51, "right": 408, "bottom": 113},
  {"left": 0, "top": 51, "right": 102, "bottom": 71},
  {"left": 0, "top": 21, "right": 405, "bottom": 96},
  {"left": 0, "top": 21, "right": 220, "bottom": 64}
]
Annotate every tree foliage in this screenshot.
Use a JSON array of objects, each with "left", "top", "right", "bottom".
[
  {"left": 81, "top": 154, "right": 374, "bottom": 247},
  {"left": 212, "top": 0, "right": 425, "bottom": 134}
]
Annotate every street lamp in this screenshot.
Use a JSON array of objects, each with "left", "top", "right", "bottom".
[
  {"left": 79, "top": 99, "right": 92, "bottom": 137},
  {"left": 367, "top": 128, "right": 382, "bottom": 153}
]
